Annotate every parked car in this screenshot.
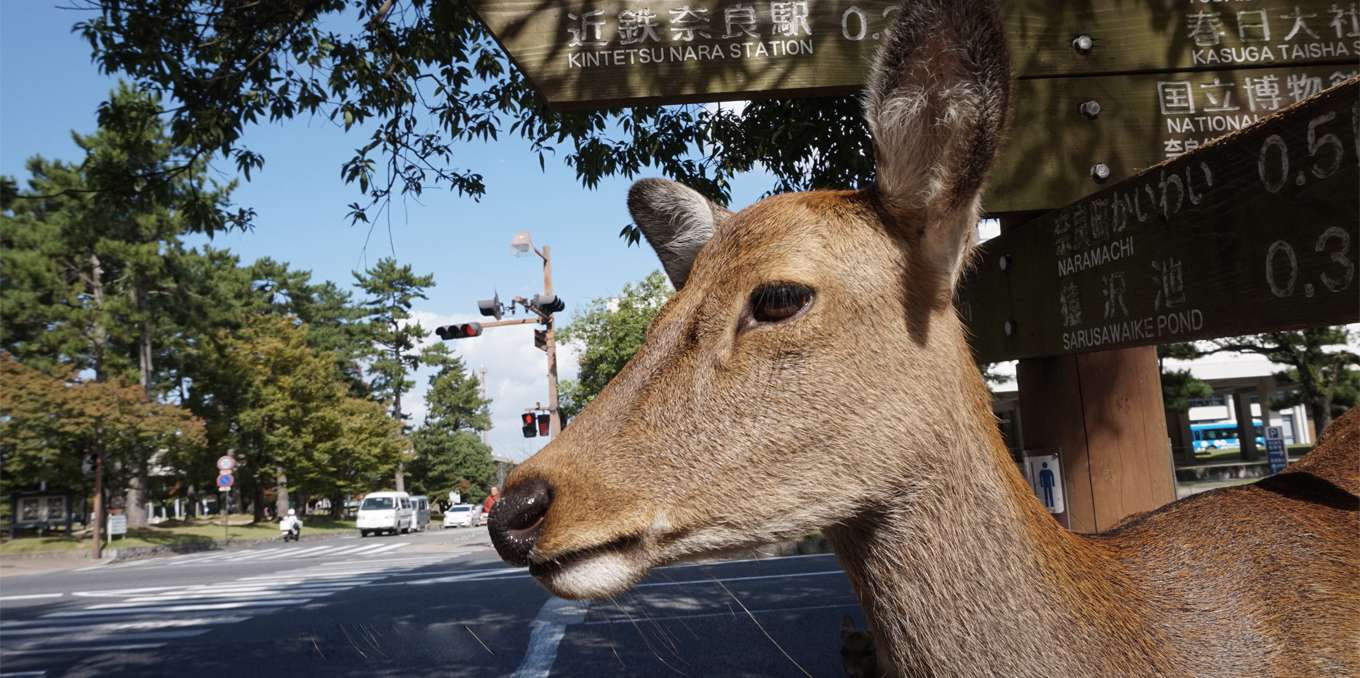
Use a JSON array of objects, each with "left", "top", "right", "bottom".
[
  {"left": 356, "top": 491, "right": 414, "bottom": 537},
  {"left": 409, "top": 495, "right": 431, "bottom": 532},
  {"left": 442, "top": 504, "right": 478, "bottom": 528}
]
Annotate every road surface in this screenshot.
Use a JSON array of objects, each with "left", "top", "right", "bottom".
[{"left": 0, "top": 526, "right": 864, "bottom": 677}]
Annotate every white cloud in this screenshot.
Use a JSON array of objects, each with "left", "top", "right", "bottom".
[{"left": 408, "top": 309, "right": 580, "bottom": 461}]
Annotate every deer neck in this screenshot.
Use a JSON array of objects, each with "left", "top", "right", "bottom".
[{"left": 824, "top": 364, "right": 1177, "bottom": 678}]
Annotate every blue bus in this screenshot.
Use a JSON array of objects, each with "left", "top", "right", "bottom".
[{"left": 1191, "top": 421, "right": 1264, "bottom": 452}]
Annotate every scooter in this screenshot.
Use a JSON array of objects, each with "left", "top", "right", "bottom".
[{"left": 279, "top": 514, "right": 302, "bottom": 542}]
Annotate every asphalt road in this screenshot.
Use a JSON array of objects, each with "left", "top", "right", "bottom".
[{"left": 0, "top": 526, "right": 865, "bottom": 677}]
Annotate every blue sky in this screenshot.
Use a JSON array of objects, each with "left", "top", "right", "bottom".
[{"left": 0, "top": 2, "right": 774, "bottom": 460}]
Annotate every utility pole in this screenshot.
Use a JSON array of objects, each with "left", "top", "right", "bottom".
[{"left": 478, "top": 367, "right": 490, "bottom": 447}]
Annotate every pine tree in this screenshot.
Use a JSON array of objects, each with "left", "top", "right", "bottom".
[{"left": 353, "top": 258, "right": 436, "bottom": 490}]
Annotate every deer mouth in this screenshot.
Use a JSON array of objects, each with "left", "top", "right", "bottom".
[{"left": 527, "top": 535, "right": 650, "bottom": 599}]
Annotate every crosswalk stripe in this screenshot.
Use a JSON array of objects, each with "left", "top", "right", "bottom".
[
  {"left": 248, "top": 545, "right": 334, "bottom": 561},
  {"left": 43, "top": 599, "right": 311, "bottom": 618},
  {"left": 7, "top": 629, "right": 209, "bottom": 649},
  {"left": 0, "top": 642, "right": 167, "bottom": 655},
  {"left": 0, "top": 616, "right": 250, "bottom": 633},
  {"left": 329, "top": 543, "right": 389, "bottom": 556},
  {"left": 82, "top": 596, "right": 315, "bottom": 611}
]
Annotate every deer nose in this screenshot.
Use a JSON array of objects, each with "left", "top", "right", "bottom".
[{"left": 489, "top": 477, "right": 554, "bottom": 566}]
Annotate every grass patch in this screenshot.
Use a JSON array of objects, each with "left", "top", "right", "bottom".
[{"left": 0, "top": 514, "right": 356, "bottom": 556}]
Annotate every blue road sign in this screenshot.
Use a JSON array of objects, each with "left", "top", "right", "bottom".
[
  {"left": 1265, "top": 426, "right": 1287, "bottom": 474},
  {"left": 216, "top": 472, "right": 234, "bottom": 489}
]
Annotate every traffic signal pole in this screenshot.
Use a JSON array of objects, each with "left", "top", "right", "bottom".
[
  {"left": 541, "top": 246, "right": 561, "bottom": 437},
  {"left": 437, "top": 240, "right": 563, "bottom": 438}
]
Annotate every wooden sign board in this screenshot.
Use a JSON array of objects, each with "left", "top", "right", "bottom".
[
  {"left": 470, "top": 0, "right": 1360, "bottom": 109},
  {"left": 989, "top": 63, "right": 1360, "bottom": 211},
  {"left": 958, "top": 78, "right": 1360, "bottom": 363}
]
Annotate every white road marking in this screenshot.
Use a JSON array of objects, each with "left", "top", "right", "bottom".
[
  {"left": 6, "top": 629, "right": 209, "bottom": 648},
  {"left": 44, "top": 599, "right": 311, "bottom": 617},
  {"left": 0, "top": 594, "right": 63, "bottom": 602},
  {"left": 512, "top": 597, "right": 591, "bottom": 678},
  {"left": 0, "top": 616, "right": 249, "bottom": 633},
  {"left": 71, "top": 586, "right": 182, "bottom": 598},
  {"left": 0, "top": 642, "right": 166, "bottom": 656}
]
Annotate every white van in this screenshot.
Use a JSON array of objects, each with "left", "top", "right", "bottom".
[
  {"left": 408, "top": 495, "right": 431, "bottom": 532},
  {"left": 356, "top": 491, "right": 414, "bottom": 537}
]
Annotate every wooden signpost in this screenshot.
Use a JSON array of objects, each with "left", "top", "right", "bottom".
[
  {"left": 468, "top": 2, "right": 1360, "bottom": 532},
  {"left": 472, "top": 0, "right": 1360, "bottom": 211},
  {"left": 960, "top": 77, "right": 1360, "bottom": 362}
]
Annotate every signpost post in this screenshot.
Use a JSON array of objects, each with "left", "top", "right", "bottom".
[{"left": 217, "top": 470, "right": 234, "bottom": 544}]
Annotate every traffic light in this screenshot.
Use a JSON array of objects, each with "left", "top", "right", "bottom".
[
  {"left": 436, "top": 323, "right": 483, "bottom": 340},
  {"left": 478, "top": 293, "right": 503, "bottom": 320},
  {"left": 536, "top": 413, "right": 551, "bottom": 437},
  {"left": 521, "top": 412, "right": 537, "bottom": 438},
  {"left": 532, "top": 293, "right": 566, "bottom": 315}
]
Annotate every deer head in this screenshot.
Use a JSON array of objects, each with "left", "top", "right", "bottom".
[{"left": 490, "top": 0, "right": 1010, "bottom": 600}]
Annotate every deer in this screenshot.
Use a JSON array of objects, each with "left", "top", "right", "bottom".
[{"left": 488, "top": 0, "right": 1360, "bottom": 675}]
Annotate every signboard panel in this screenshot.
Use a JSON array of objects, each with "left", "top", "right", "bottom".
[
  {"left": 470, "top": 0, "right": 1360, "bottom": 110},
  {"left": 959, "top": 78, "right": 1360, "bottom": 362},
  {"left": 1265, "top": 425, "right": 1288, "bottom": 473},
  {"left": 987, "top": 63, "right": 1360, "bottom": 211},
  {"left": 108, "top": 514, "right": 128, "bottom": 537},
  {"left": 1024, "top": 454, "right": 1066, "bottom": 514}
]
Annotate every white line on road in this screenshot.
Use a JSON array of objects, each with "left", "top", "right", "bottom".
[
  {"left": 0, "top": 616, "right": 250, "bottom": 633},
  {"left": 82, "top": 596, "right": 315, "bottom": 610},
  {"left": 6, "top": 629, "right": 209, "bottom": 649},
  {"left": 43, "top": 599, "right": 311, "bottom": 617},
  {"left": 634, "top": 570, "right": 844, "bottom": 588},
  {"left": 512, "top": 597, "right": 591, "bottom": 678},
  {"left": 70, "top": 586, "right": 183, "bottom": 598},
  {"left": 0, "top": 594, "right": 63, "bottom": 602},
  {"left": 0, "top": 642, "right": 166, "bottom": 656}
]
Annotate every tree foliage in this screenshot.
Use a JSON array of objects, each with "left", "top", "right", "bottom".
[
  {"left": 353, "top": 257, "right": 435, "bottom": 425},
  {"left": 72, "top": 1, "right": 871, "bottom": 224},
  {"left": 1185, "top": 329, "right": 1359, "bottom": 433},
  {"left": 556, "top": 271, "right": 672, "bottom": 418},
  {"left": 408, "top": 348, "right": 495, "bottom": 502},
  {"left": 0, "top": 353, "right": 205, "bottom": 498}
]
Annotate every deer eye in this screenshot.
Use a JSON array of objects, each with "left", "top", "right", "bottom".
[{"left": 748, "top": 283, "right": 814, "bottom": 325}]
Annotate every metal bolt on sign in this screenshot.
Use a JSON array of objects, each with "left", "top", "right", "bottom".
[
  {"left": 1071, "top": 34, "right": 1094, "bottom": 54},
  {"left": 1079, "top": 100, "right": 1102, "bottom": 119},
  {"left": 1090, "top": 163, "right": 1111, "bottom": 182}
]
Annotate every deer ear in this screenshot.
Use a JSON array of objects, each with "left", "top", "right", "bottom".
[
  {"left": 865, "top": 0, "right": 1010, "bottom": 286},
  {"left": 627, "top": 178, "right": 731, "bottom": 289}
]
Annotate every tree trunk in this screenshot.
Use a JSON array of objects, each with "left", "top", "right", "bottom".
[
  {"left": 252, "top": 483, "right": 266, "bottom": 523},
  {"left": 1309, "top": 398, "right": 1333, "bottom": 440},
  {"left": 91, "top": 444, "right": 105, "bottom": 560},
  {"left": 124, "top": 283, "right": 154, "bottom": 529},
  {"left": 124, "top": 473, "right": 149, "bottom": 529},
  {"left": 274, "top": 467, "right": 290, "bottom": 518},
  {"left": 329, "top": 493, "right": 345, "bottom": 519}
]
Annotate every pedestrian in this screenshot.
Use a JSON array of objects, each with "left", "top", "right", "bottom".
[{"left": 482, "top": 486, "right": 500, "bottom": 517}]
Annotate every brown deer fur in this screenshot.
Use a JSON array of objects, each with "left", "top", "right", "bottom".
[{"left": 495, "top": 0, "right": 1359, "bottom": 675}]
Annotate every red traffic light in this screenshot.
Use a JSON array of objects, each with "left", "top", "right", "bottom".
[
  {"left": 436, "top": 323, "right": 483, "bottom": 340},
  {"left": 537, "top": 413, "right": 551, "bottom": 437},
  {"left": 521, "top": 412, "right": 536, "bottom": 427},
  {"left": 520, "top": 411, "right": 537, "bottom": 438}
]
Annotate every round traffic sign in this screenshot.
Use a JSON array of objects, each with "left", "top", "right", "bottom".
[
  {"left": 216, "top": 472, "right": 234, "bottom": 489},
  {"left": 216, "top": 455, "right": 237, "bottom": 471}
]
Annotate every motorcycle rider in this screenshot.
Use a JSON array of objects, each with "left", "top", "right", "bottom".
[{"left": 279, "top": 508, "right": 302, "bottom": 541}]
